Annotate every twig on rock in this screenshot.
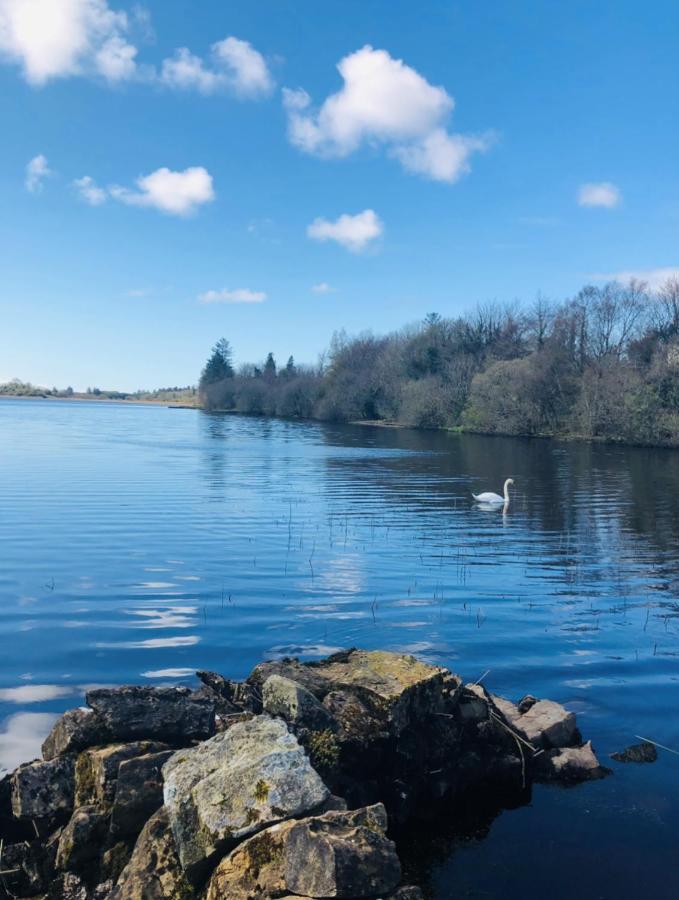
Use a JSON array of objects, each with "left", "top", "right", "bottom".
[{"left": 634, "top": 735, "right": 679, "bottom": 756}]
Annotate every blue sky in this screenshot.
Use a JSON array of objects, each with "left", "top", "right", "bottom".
[{"left": 0, "top": 0, "right": 677, "bottom": 391}]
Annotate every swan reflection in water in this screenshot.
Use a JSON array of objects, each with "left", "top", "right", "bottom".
[{"left": 472, "top": 477, "right": 514, "bottom": 520}]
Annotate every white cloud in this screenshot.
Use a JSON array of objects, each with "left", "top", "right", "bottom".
[
  {"left": 307, "top": 209, "right": 383, "bottom": 253},
  {"left": 25, "top": 153, "right": 51, "bottom": 192},
  {"left": 159, "top": 47, "right": 220, "bottom": 93},
  {"left": 283, "top": 45, "right": 491, "bottom": 182},
  {"left": 392, "top": 128, "right": 490, "bottom": 183},
  {"left": 73, "top": 174, "right": 106, "bottom": 205},
  {"left": 212, "top": 36, "right": 273, "bottom": 97},
  {"left": 95, "top": 33, "right": 137, "bottom": 81},
  {"left": 577, "top": 182, "right": 621, "bottom": 208},
  {"left": 0, "top": 0, "right": 138, "bottom": 85},
  {"left": 311, "top": 282, "right": 336, "bottom": 294},
  {"left": 591, "top": 267, "right": 679, "bottom": 291},
  {"left": 0, "top": 5, "right": 273, "bottom": 100},
  {"left": 199, "top": 287, "right": 266, "bottom": 304},
  {"left": 110, "top": 166, "right": 215, "bottom": 216},
  {"left": 160, "top": 36, "right": 273, "bottom": 97}
]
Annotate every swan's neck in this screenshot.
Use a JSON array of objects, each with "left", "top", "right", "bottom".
[{"left": 503, "top": 479, "right": 511, "bottom": 502}]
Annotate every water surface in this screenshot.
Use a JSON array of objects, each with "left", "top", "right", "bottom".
[{"left": 1, "top": 398, "right": 678, "bottom": 898}]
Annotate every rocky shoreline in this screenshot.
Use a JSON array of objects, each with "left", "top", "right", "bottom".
[{"left": 0, "top": 649, "right": 609, "bottom": 899}]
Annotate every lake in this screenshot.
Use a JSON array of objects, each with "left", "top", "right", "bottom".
[{"left": 1, "top": 397, "right": 678, "bottom": 898}]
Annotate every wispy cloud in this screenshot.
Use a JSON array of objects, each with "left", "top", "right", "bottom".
[
  {"left": 577, "top": 182, "right": 621, "bottom": 209},
  {"left": 0, "top": 712, "right": 58, "bottom": 773},
  {"left": 307, "top": 209, "right": 383, "bottom": 253},
  {"left": 160, "top": 36, "right": 274, "bottom": 98},
  {"left": 590, "top": 266, "right": 679, "bottom": 291},
  {"left": 25, "top": 154, "right": 52, "bottom": 193},
  {"left": 73, "top": 174, "right": 106, "bottom": 205},
  {"left": 199, "top": 287, "right": 267, "bottom": 304},
  {"left": 311, "top": 282, "right": 336, "bottom": 294}
]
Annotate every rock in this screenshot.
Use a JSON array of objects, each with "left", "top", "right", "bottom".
[
  {"left": 75, "top": 741, "right": 169, "bottom": 808},
  {"left": 47, "top": 872, "right": 90, "bottom": 899},
  {"left": 516, "top": 700, "right": 578, "bottom": 748},
  {"left": 11, "top": 755, "right": 75, "bottom": 819},
  {"left": 262, "top": 674, "right": 335, "bottom": 731},
  {"left": 56, "top": 804, "right": 109, "bottom": 871},
  {"left": 538, "top": 741, "right": 610, "bottom": 783},
  {"left": 517, "top": 694, "right": 538, "bottom": 714},
  {"left": 284, "top": 804, "right": 401, "bottom": 898},
  {"left": 493, "top": 696, "right": 578, "bottom": 749},
  {"left": 108, "top": 806, "right": 196, "bottom": 900},
  {"left": 110, "top": 749, "right": 174, "bottom": 837},
  {"left": 163, "top": 715, "right": 329, "bottom": 880},
  {"left": 388, "top": 889, "right": 425, "bottom": 900},
  {"left": 0, "top": 841, "right": 47, "bottom": 896},
  {"left": 249, "top": 658, "right": 333, "bottom": 699},
  {"left": 490, "top": 694, "right": 520, "bottom": 724},
  {"left": 1, "top": 773, "right": 35, "bottom": 842},
  {"left": 611, "top": 741, "right": 658, "bottom": 763},
  {"left": 459, "top": 684, "right": 490, "bottom": 722},
  {"left": 101, "top": 841, "right": 132, "bottom": 883},
  {"left": 206, "top": 804, "right": 392, "bottom": 900},
  {"left": 205, "top": 818, "right": 296, "bottom": 900},
  {"left": 312, "top": 650, "right": 459, "bottom": 736},
  {"left": 322, "top": 690, "right": 388, "bottom": 745},
  {"left": 42, "top": 707, "right": 109, "bottom": 760},
  {"left": 196, "top": 670, "right": 261, "bottom": 714},
  {"left": 85, "top": 686, "right": 215, "bottom": 744}
]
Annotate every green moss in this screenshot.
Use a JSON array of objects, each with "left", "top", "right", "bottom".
[
  {"left": 253, "top": 778, "right": 269, "bottom": 802},
  {"left": 75, "top": 752, "right": 96, "bottom": 806},
  {"left": 244, "top": 807, "right": 261, "bottom": 825},
  {"left": 102, "top": 841, "right": 131, "bottom": 882},
  {"left": 307, "top": 729, "right": 340, "bottom": 774},
  {"left": 244, "top": 830, "right": 283, "bottom": 878}
]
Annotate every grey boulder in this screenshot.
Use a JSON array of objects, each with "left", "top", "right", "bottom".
[
  {"left": 74, "top": 740, "right": 168, "bottom": 808},
  {"left": 538, "top": 740, "right": 610, "bottom": 783},
  {"left": 42, "top": 707, "right": 109, "bottom": 760},
  {"left": 56, "top": 804, "right": 109, "bottom": 871},
  {"left": 106, "top": 806, "right": 196, "bottom": 900},
  {"left": 163, "top": 714, "right": 329, "bottom": 880},
  {"left": 262, "top": 674, "right": 335, "bottom": 731},
  {"left": 493, "top": 696, "right": 578, "bottom": 749},
  {"left": 11, "top": 755, "right": 75, "bottom": 819},
  {"left": 110, "top": 749, "right": 174, "bottom": 836},
  {"left": 206, "top": 803, "right": 395, "bottom": 900},
  {"left": 85, "top": 685, "right": 215, "bottom": 744},
  {"left": 284, "top": 804, "right": 401, "bottom": 898}
]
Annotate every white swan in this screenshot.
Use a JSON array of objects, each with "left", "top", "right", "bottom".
[{"left": 473, "top": 478, "right": 514, "bottom": 504}]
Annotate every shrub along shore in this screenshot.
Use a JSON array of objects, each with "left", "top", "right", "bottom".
[
  {"left": 200, "top": 277, "right": 679, "bottom": 448},
  {"left": 0, "top": 649, "right": 609, "bottom": 899}
]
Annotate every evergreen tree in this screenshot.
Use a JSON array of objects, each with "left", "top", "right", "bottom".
[
  {"left": 199, "top": 339, "right": 234, "bottom": 393},
  {"left": 263, "top": 352, "right": 277, "bottom": 382}
]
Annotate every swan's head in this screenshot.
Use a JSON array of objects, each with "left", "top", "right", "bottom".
[{"left": 505, "top": 477, "right": 515, "bottom": 486}]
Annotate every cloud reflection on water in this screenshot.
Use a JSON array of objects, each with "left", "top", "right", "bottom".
[{"left": 0, "top": 712, "right": 58, "bottom": 774}]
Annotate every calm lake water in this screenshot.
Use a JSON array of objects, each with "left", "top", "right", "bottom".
[{"left": 1, "top": 397, "right": 678, "bottom": 898}]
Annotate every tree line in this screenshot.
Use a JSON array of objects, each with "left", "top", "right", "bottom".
[{"left": 199, "top": 277, "right": 679, "bottom": 446}]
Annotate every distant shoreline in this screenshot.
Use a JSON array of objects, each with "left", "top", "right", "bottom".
[{"left": 0, "top": 394, "right": 199, "bottom": 408}]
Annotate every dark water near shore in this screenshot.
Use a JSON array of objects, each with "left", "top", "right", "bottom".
[{"left": 1, "top": 397, "right": 678, "bottom": 898}]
